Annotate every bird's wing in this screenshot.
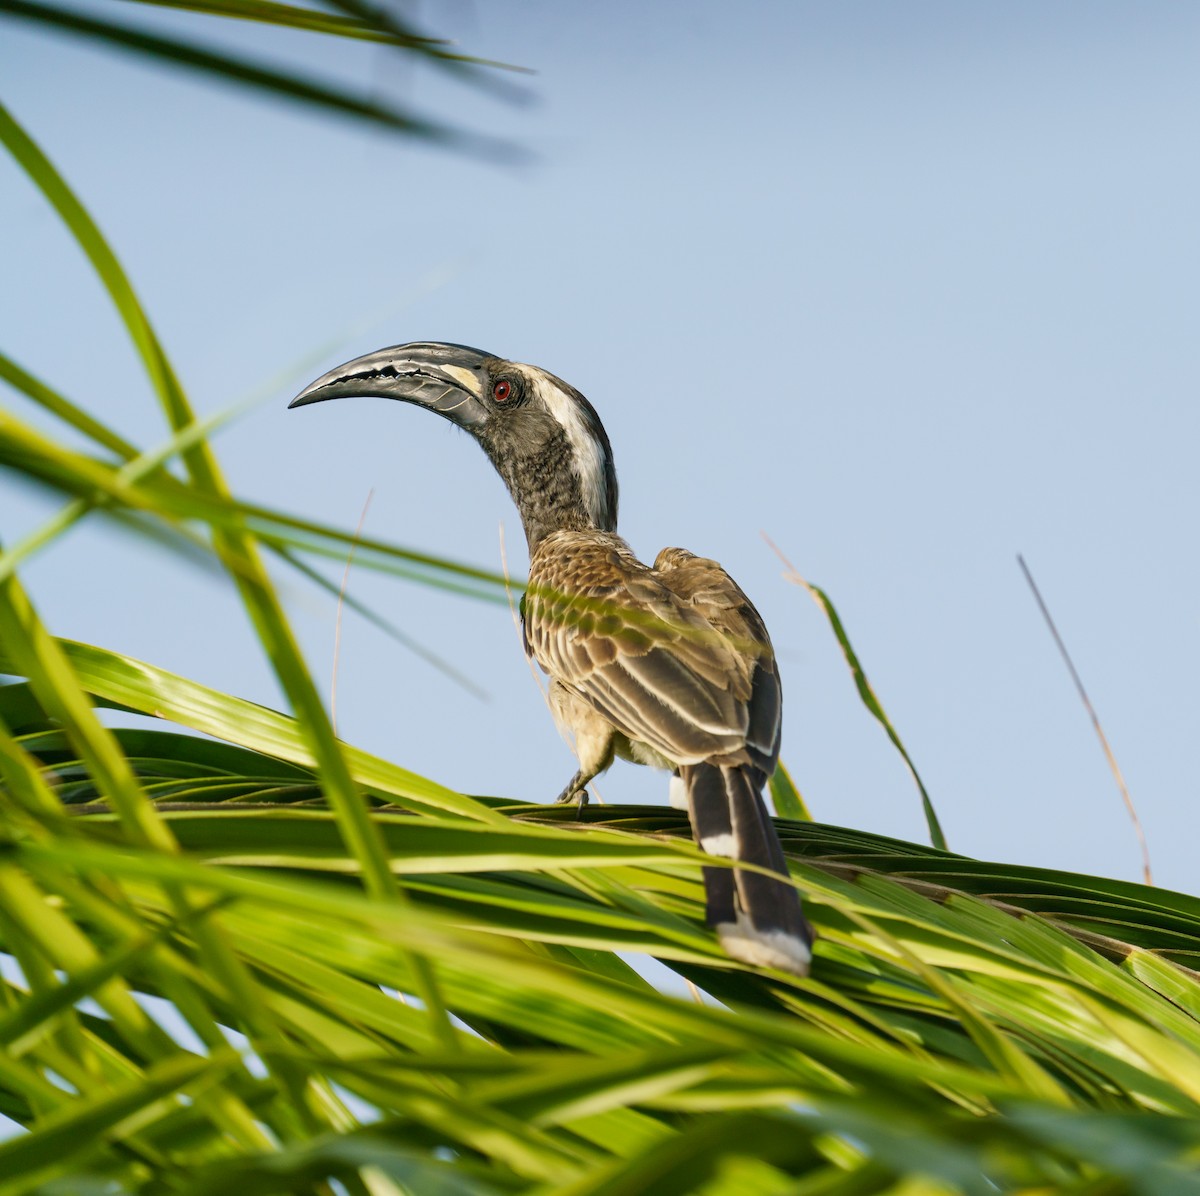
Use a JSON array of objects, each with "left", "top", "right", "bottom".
[
  {"left": 524, "top": 534, "right": 779, "bottom": 769},
  {"left": 652, "top": 546, "right": 781, "bottom": 774}
]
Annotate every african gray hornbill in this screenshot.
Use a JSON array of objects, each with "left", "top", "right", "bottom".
[{"left": 290, "top": 342, "right": 815, "bottom": 976}]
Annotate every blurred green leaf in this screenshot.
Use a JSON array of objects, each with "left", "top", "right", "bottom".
[
  {"left": 794, "top": 569, "right": 946, "bottom": 851},
  {"left": 0, "top": 0, "right": 520, "bottom": 154},
  {"left": 3, "top": 5, "right": 1200, "bottom": 1190},
  {"left": 769, "top": 759, "right": 811, "bottom": 821}
]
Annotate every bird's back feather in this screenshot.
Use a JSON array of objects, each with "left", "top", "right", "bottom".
[{"left": 525, "top": 532, "right": 777, "bottom": 769}]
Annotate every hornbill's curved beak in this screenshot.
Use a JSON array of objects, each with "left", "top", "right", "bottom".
[{"left": 288, "top": 341, "right": 493, "bottom": 429}]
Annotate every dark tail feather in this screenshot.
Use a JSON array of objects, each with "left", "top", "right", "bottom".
[{"left": 681, "top": 762, "right": 814, "bottom": 976}]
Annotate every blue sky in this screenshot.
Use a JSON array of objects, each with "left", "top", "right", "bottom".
[{"left": 3, "top": 2, "right": 1198, "bottom": 892}]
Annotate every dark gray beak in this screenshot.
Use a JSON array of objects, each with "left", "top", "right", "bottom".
[{"left": 288, "top": 341, "right": 493, "bottom": 429}]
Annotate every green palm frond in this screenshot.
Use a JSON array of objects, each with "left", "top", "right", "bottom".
[
  {"left": 3, "top": 661, "right": 1200, "bottom": 1191},
  {"left": 3, "top": 6, "right": 1197, "bottom": 1191}
]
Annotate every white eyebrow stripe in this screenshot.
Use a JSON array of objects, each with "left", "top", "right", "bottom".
[{"left": 532, "top": 373, "right": 610, "bottom": 528}]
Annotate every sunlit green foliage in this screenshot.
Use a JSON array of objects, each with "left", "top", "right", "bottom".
[{"left": 2, "top": 6, "right": 1199, "bottom": 1192}]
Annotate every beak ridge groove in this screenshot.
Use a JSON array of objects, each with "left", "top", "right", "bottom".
[{"left": 288, "top": 341, "right": 494, "bottom": 429}]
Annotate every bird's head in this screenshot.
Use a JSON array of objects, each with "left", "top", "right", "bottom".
[{"left": 290, "top": 341, "right": 618, "bottom": 546}]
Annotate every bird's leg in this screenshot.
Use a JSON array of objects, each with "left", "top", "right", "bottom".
[
  {"left": 555, "top": 769, "right": 591, "bottom": 817},
  {"left": 547, "top": 685, "right": 614, "bottom": 819}
]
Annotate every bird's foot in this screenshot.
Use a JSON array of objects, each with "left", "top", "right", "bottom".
[{"left": 554, "top": 781, "right": 589, "bottom": 819}]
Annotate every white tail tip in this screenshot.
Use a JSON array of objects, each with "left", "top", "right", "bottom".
[{"left": 717, "top": 916, "right": 812, "bottom": 978}]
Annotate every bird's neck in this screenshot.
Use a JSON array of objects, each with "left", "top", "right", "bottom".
[
  {"left": 484, "top": 418, "right": 618, "bottom": 552},
  {"left": 495, "top": 444, "right": 608, "bottom": 551}
]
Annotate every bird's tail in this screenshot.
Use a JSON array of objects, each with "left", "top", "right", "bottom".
[{"left": 680, "top": 762, "right": 814, "bottom": 976}]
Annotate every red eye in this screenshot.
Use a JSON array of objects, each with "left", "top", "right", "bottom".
[{"left": 492, "top": 380, "right": 512, "bottom": 402}]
